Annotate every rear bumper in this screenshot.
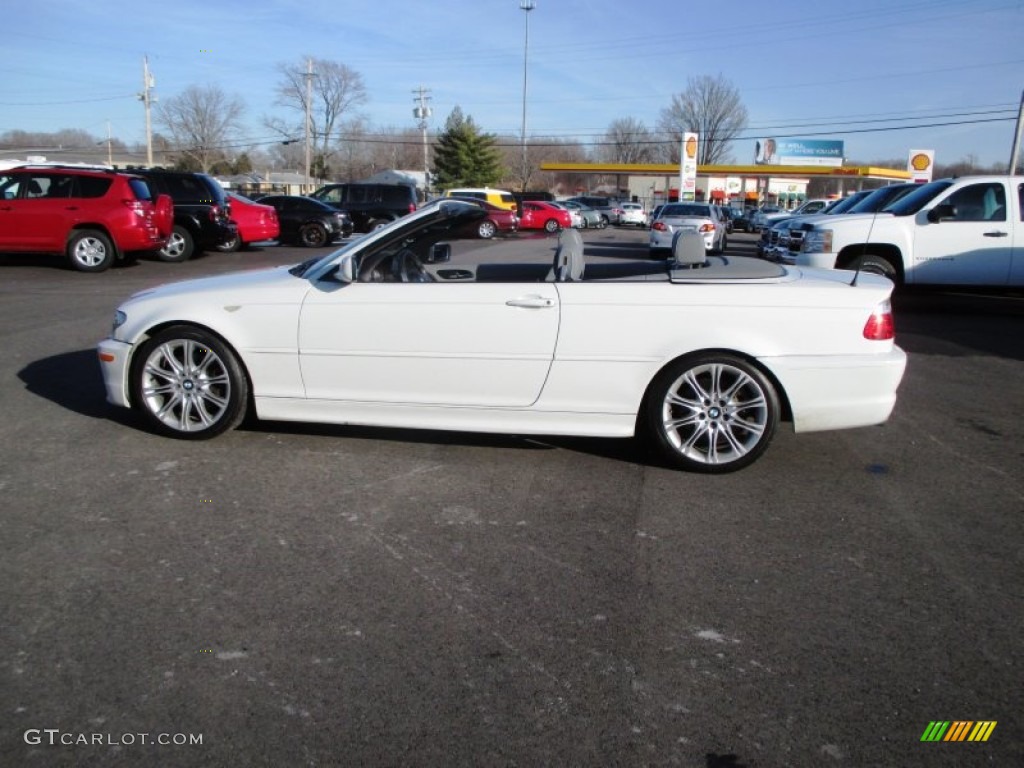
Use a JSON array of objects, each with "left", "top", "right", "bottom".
[{"left": 762, "top": 347, "right": 907, "bottom": 432}]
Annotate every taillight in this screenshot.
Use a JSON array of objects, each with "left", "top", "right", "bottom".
[
  {"left": 123, "top": 199, "right": 146, "bottom": 217},
  {"left": 408, "top": 203, "right": 416, "bottom": 213},
  {"left": 863, "top": 300, "right": 895, "bottom": 340},
  {"left": 209, "top": 204, "right": 222, "bottom": 222},
  {"left": 699, "top": 223, "right": 715, "bottom": 233},
  {"left": 652, "top": 221, "right": 668, "bottom": 232}
]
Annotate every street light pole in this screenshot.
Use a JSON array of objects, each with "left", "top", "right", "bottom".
[{"left": 519, "top": 0, "right": 535, "bottom": 193}]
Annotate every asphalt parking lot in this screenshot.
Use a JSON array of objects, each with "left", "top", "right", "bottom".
[{"left": 2, "top": 228, "right": 1022, "bottom": 767}]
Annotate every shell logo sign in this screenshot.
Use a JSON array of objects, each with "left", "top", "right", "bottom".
[
  {"left": 908, "top": 149, "right": 935, "bottom": 183},
  {"left": 684, "top": 136, "right": 698, "bottom": 160}
]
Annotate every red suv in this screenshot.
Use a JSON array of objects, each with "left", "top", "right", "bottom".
[{"left": 0, "top": 165, "right": 172, "bottom": 272}]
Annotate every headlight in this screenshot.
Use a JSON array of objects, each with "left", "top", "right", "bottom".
[
  {"left": 801, "top": 229, "right": 833, "bottom": 253},
  {"left": 112, "top": 310, "right": 127, "bottom": 335}
]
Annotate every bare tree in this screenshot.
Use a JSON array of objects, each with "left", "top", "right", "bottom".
[
  {"left": 266, "top": 56, "right": 368, "bottom": 175},
  {"left": 656, "top": 75, "right": 747, "bottom": 165},
  {"left": 600, "top": 117, "right": 656, "bottom": 164},
  {"left": 155, "top": 85, "right": 245, "bottom": 172}
]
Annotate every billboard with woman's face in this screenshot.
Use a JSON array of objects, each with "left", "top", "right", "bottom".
[{"left": 755, "top": 138, "right": 844, "bottom": 166}]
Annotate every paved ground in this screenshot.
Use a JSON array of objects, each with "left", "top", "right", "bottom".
[{"left": 1, "top": 230, "right": 1022, "bottom": 767}]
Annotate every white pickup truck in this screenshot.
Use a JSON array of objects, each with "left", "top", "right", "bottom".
[{"left": 796, "top": 175, "right": 1023, "bottom": 286}]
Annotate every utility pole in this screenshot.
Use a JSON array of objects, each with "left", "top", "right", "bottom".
[
  {"left": 1009, "top": 89, "right": 1024, "bottom": 175},
  {"left": 105, "top": 121, "right": 113, "bottom": 166},
  {"left": 519, "top": 0, "right": 536, "bottom": 192},
  {"left": 138, "top": 56, "right": 155, "bottom": 166},
  {"left": 412, "top": 86, "right": 432, "bottom": 197},
  {"left": 304, "top": 58, "right": 314, "bottom": 193}
]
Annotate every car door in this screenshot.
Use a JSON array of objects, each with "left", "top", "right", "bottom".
[
  {"left": 298, "top": 281, "right": 560, "bottom": 407},
  {"left": 2, "top": 173, "right": 73, "bottom": 251},
  {"left": 911, "top": 181, "right": 1013, "bottom": 285}
]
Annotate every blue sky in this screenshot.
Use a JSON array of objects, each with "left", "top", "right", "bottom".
[{"left": 2, "top": 0, "right": 1023, "bottom": 167}]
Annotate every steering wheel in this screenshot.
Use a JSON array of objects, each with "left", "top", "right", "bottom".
[{"left": 395, "top": 249, "right": 432, "bottom": 283}]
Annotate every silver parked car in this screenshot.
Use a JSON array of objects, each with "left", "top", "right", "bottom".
[
  {"left": 560, "top": 200, "right": 605, "bottom": 229},
  {"left": 649, "top": 203, "right": 727, "bottom": 256}
]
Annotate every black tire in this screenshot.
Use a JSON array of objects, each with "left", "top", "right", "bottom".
[
  {"left": 216, "top": 232, "right": 242, "bottom": 253},
  {"left": 66, "top": 229, "right": 115, "bottom": 272},
  {"left": 158, "top": 225, "right": 194, "bottom": 262},
  {"left": 477, "top": 220, "right": 497, "bottom": 239},
  {"left": 130, "top": 326, "right": 249, "bottom": 440},
  {"left": 544, "top": 218, "right": 560, "bottom": 233},
  {"left": 299, "top": 222, "right": 329, "bottom": 248},
  {"left": 367, "top": 218, "right": 391, "bottom": 232},
  {"left": 853, "top": 254, "right": 900, "bottom": 283},
  {"left": 644, "top": 353, "right": 779, "bottom": 473},
  {"left": 600, "top": 215, "right": 610, "bottom": 227}
]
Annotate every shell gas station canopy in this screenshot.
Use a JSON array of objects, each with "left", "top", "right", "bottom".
[{"left": 539, "top": 161, "right": 912, "bottom": 182}]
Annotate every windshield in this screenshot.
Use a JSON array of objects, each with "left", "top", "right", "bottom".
[
  {"left": 824, "top": 191, "right": 871, "bottom": 214},
  {"left": 299, "top": 201, "right": 486, "bottom": 282},
  {"left": 663, "top": 204, "right": 711, "bottom": 217},
  {"left": 883, "top": 180, "right": 953, "bottom": 216},
  {"left": 846, "top": 185, "right": 916, "bottom": 214}
]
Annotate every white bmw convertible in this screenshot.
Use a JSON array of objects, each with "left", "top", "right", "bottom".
[{"left": 98, "top": 200, "right": 906, "bottom": 473}]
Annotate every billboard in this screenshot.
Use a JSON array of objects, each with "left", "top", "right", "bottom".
[{"left": 754, "top": 138, "right": 844, "bottom": 167}]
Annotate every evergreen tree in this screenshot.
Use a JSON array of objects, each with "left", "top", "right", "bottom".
[{"left": 432, "top": 107, "right": 503, "bottom": 189}]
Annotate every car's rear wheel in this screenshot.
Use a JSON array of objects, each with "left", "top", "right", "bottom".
[
  {"left": 216, "top": 232, "right": 242, "bottom": 253},
  {"left": 644, "top": 354, "right": 779, "bottom": 473},
  {"left": 66, "top": 229, "right": 115, "bottom": 272},
  {"left": 158, "top": 225, "right": 194, "bottom": 262},
  {"left": 477, "top": 220, "right": 497, "bottom": 239},
  {"left": 544, "top": 218, "right": 560, "bottom": 233},
  {"left": 131, "top": 326, "right": 248, "bottom": 440},
  {"left": 300, "top": 222, "right": 329, "bottom": 247}
]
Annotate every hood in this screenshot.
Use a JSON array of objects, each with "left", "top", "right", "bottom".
[{"left": 126, "top": 265, "right": 304, "bottom": 305}]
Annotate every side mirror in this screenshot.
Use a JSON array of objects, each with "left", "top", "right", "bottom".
[
  {"left": 425, "top": 242, "right": 451, "bottom": 264},
  {"left": 927, "top": 203, "right": 956, "bottom": 223}
]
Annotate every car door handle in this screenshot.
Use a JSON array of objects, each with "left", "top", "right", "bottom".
[
  {"left": 982, "top": 231, "right": 1008, "bottom": 237},
  {"left": 64, "top": 206, "right": 79, "bottom": 211},
  {"left": 506, "top": 296, "right": 555, "bottom": 309}
]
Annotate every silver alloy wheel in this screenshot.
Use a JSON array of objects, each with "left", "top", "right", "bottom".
[
  {"left": 163, "top": 231, "right": 186, "bottom": 259},
  {"left": 659, "top": 361, "right": 770, "bottom": 467},
  {"left": 71, "top": 235, "right": 108, "bottom": 268},
  {"left": 140, "top": 338, "right": 232, "bottom": 433},
  {"left": 478, "top": 220, "right": 496, "bottom": 238}
]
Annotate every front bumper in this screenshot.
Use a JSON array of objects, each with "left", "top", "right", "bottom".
[{"left": 97, "top": 338, "right": 134, "bottom": 408}]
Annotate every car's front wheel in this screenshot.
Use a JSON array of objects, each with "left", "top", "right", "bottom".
[
  {"left": 299, "top": 222, "right": 329, "bottom": 247},
  {"left": 131, "top": 326, "right": 249, "bottom": 439},
  {"left": 66, "top": 229, "right": 115, "bottom": 272},
  {"left": 852, "top": 254, "right": 900, "bottom": 283},
  {"left": 644, "top": 354, "right": 779, "bottom": 473}
]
